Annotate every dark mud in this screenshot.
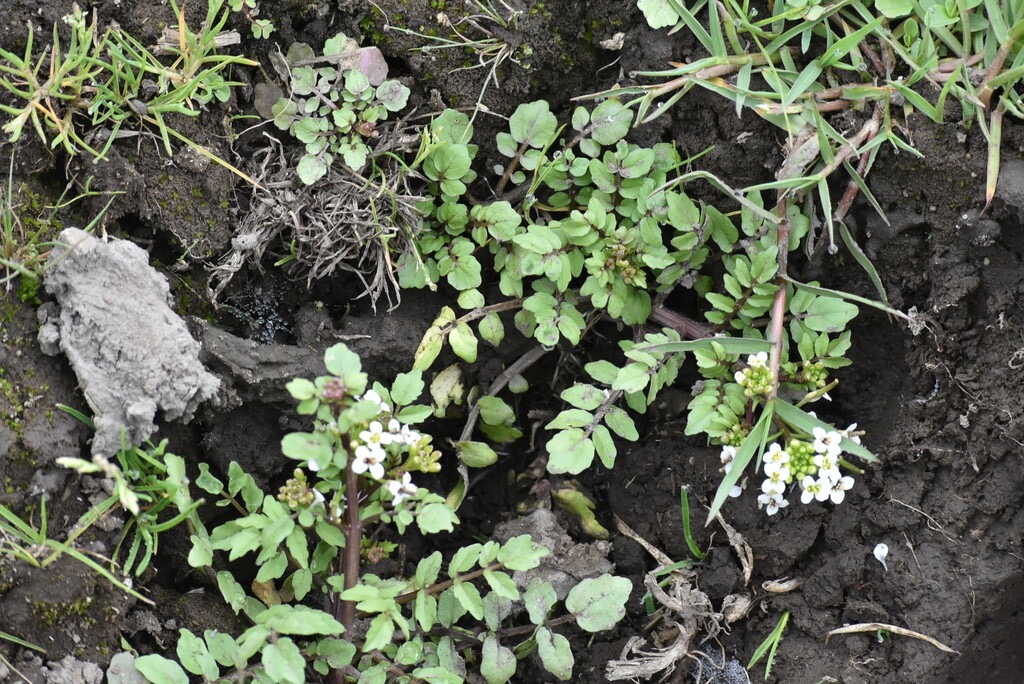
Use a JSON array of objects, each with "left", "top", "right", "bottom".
[{"left": 1, "top": 1, "right": 1022, "bottom": 683}]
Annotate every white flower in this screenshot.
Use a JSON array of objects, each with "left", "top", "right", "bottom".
[
  {"left": 839, "top": 423, "right": 862, "bottom": 445},
  {"left": 400, "top": 424, "right": 421, "bottom": 445},
  {"left": 361, "top": 390, "right": 391, "bottom": 414},
  {"left": 734, "top": 370, "right": 747, "bottom": 385},
  {"left": 757, "top": 492, "right": 789, "bottom": 516},
  {"left": 765, "top": 464, "right": 791, "bottom": 482},
  {"left": 799, "top": 475, "right": 830, "bottom": 504},
  {"left": 812, "top": 427, "right": 843, "bottom": 458},
  {"left": 307, "top": 457, "right": 322, "bottom": 472},
  {"left": 827, "top": 475, "right": 854, "bottom": 504},
  {"left": 352, "top": 444, "right": 386, "bottom": 480},
  {"left": 762, "top": 443, "right": 790, "bottom": 476},
  {"left": 360, "top": 421, "right": 395, "bottom": 448},
  {"left": 761, "top": 471, "right": 787, "bottom": 496},
  {"left": 720, "top": 445, "right": 738, "bottom": 465},
  {"left": 386, "top": 472, "right": 419, "bottom": 506},
  {"left": 813, "top": 452, "right": 841, "bottom": 482},
  {"left": 747, "top": 352, "right": 768, "bottom": 368}
]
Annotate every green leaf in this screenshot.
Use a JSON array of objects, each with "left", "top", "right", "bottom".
[
  {"left": 255, "top": 605, "right": 345, "bottom": 635},
  {"left": 411, "top": 667, "right": 462, "bottom": 683},
  {"left": 296, "top": 154, "right": 327, "bottom": 185},
  {"left": 390, "top": 370, "right": 425, "bottom": 406},
  {"left": 413, "top": 326, "right": 445, "bottom": 371},
  {"left": 592, "top": 424, "right": 616, "bottom": 469},
  {"left": 803, "top": 296, "right": 859, "bottom": 333},
  {"left": 452, "top": 580, "right": 485, "bottom": 620},
  {"left": 546, "top": 428, "right": 596, "bottom": 475},
  {"left": 447, "top": 253, "right": 483, "bottom": 290},
  {"left": 417, "top": 502, "right": 459, "bottom": 533},
  {"left": 285, "top": 378, "right": 317, "bottom": 401},
  {"left": 134, "top": 655, "right": 189, "bottom": 684},
  {"left": 585, "top": 360, "right": 619, "bottom": 384},
  {"left": 317, "top": 638, "right": 356, "bottom": 669},
  {"left": 204, "top": 630, "right": 239, "bottom": 668},
  {"left": 588, "top": 99, "right": 633, "bottom": 145},
  {"left": 415, "top": 551, "right": 444, "bottom": 587},
  {"left": 376, "top": 79, "right": 410, "bottom": 111},
  {"left": 545, "top": 409, "right": 595, "bottom": 430},
  {"left": 176, "top": 630, "right": 218, "bottom": 679},
  {"left": 637, "top": 0, "right": 680, "bottom": 30},
  {"left": 324, "top": 343, "right": 362, "bottom": 376},
  {"left": 450, "top": 544, "right": 483, "bottom": 576},
  {"left": 509, "top": 100, "right": 558, "bottom": 148},
  {"left": 481, "top": 635, "right": 516, "bottom": 684},
  {"left": 565, "top": 575, "right": 632, "bottom": 632},
  {"left": 195, "top": 464, "right": 224, "bottom": 495},
  {"left": 255, "top": 551, "right": 288, "bottom": 583},
  {"left": 415, "top": 590, "right": 438, "bottom": 632},
  {"left": 449, "top": 322, "right": 478, "bottom": 362},
  {"left": 397, "top": 404, "right": 433, "bottom": 423},
  {"left": 496, "top": 534, "right": 549, "bottom": 570},
  {"left": 363, "top": 613, "right": 395, "bottom": 652},
  {"left": 483, "top": 591, "right": 513, "bottom": 632},
  {"left": 262, "top": 637, "right": 305, "bottom": 684},
  {"left": 602, "top": 406, "right": 638, "bottom": 440},
  {"left": 612, "top": 362, "right": 650, "bottom": 394},
  {"left": 458, "top": 288, "right": 485, "bottom": 310},
  {"left": 524, "top": 578, "right": 557, "bottom": 624},
  {"left": 536, "top": 626, "right": 574, "bottom": 680},
  {"left": 188, "top": 534, "right": 213, "bottom": 568},
  {"left": 290, "top": 568, "right": 313, "bottom": 600},
  {"left": 478, "top": 312, "right": 505, "bottom": 346},
  {"left": 483, "top": 569, "right": 519, "bottom": 600},
  {"left": 473, "top": 201, "right": 522, "bottom": 240},
  {"left": 316, "top": 519, "right": 346, "bottom": 547},
  {"left": 217, "top": 571, "right": 247, "bottom": 613},
  {"left": 457, "top": 440, "right": 499, "bottom": 467},
  {"left": 560, "top": 383, "right": 606, "bottom": 410},
  {"left": 477, "top": 396, "right": 516, "bottom": 425}
]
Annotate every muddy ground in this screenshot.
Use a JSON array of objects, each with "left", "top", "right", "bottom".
[{"left": 1, "top": 1, "right": 1022, "bottom": 683}]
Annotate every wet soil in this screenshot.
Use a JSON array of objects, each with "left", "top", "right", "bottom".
[{"left": 1, "top": 1, "right": 1022, "bottom": 683}]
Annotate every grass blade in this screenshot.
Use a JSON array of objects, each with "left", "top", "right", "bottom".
[
  {"left": 838, "top": 218, "right": 889, "bottom": 306},
  {"left": 706, "top": 402, "right": 774, "bottom": 525},
  {"left": 679, "top": 487, "right": 706, "bottom": 560}
]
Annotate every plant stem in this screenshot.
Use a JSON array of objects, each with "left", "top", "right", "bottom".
[
  {"left": 767, "top": 197, "right": 790, "bottom": 401},
  {"left": 340, "top": 448, "right": 362, "bottom": 632},
  {"left": 648, "top": 304, "right": 713, "bottom": 340},
  {"left": 458, "top": 343, "right": 549, "bottom": 443}
]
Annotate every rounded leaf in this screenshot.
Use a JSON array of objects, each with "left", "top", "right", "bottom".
[{"left": 566, "top": 575, "right": 632, "bottom": 632}]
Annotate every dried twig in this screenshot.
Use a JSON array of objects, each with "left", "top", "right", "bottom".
[{"left": 826, "top": 622, "right": 960, "bottom": 655}]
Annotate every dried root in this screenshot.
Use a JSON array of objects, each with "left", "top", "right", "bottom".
[{"left": 209, "top": 132, "right": 425, "bottom": 310}]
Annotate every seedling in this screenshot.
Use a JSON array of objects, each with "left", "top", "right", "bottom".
[{"left": 748, "top": 609, "right": 789, "bottom": 680}]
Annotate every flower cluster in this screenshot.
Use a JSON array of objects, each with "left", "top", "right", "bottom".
[
  {"left": 755, "top": 425, "right": 858, "bottom": 516},
  {"left": 735, "top": 352, "right": 774, "bottom": 399},
  {"left": 348, "top": 390, "right": 422, "bottom": 506}
]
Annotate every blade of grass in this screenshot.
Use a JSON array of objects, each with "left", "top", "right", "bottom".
[
  {"left": 748, "top": 610, "right": 789, "bottom": 677},
  {"left": 838, "top": 217, "right": 889, "bottom": 306},
  {"left": 984, "top": 105, "right": 1003, "bottom": 210},
  {"left": 706, "top": 402, "right": 774, "bottom": 525},
  {"left": 679, "top": 486, "right": 707, "bottom": 560},
  {"left": 774, "top": 399, "right": 876, "bottom": 461}
]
